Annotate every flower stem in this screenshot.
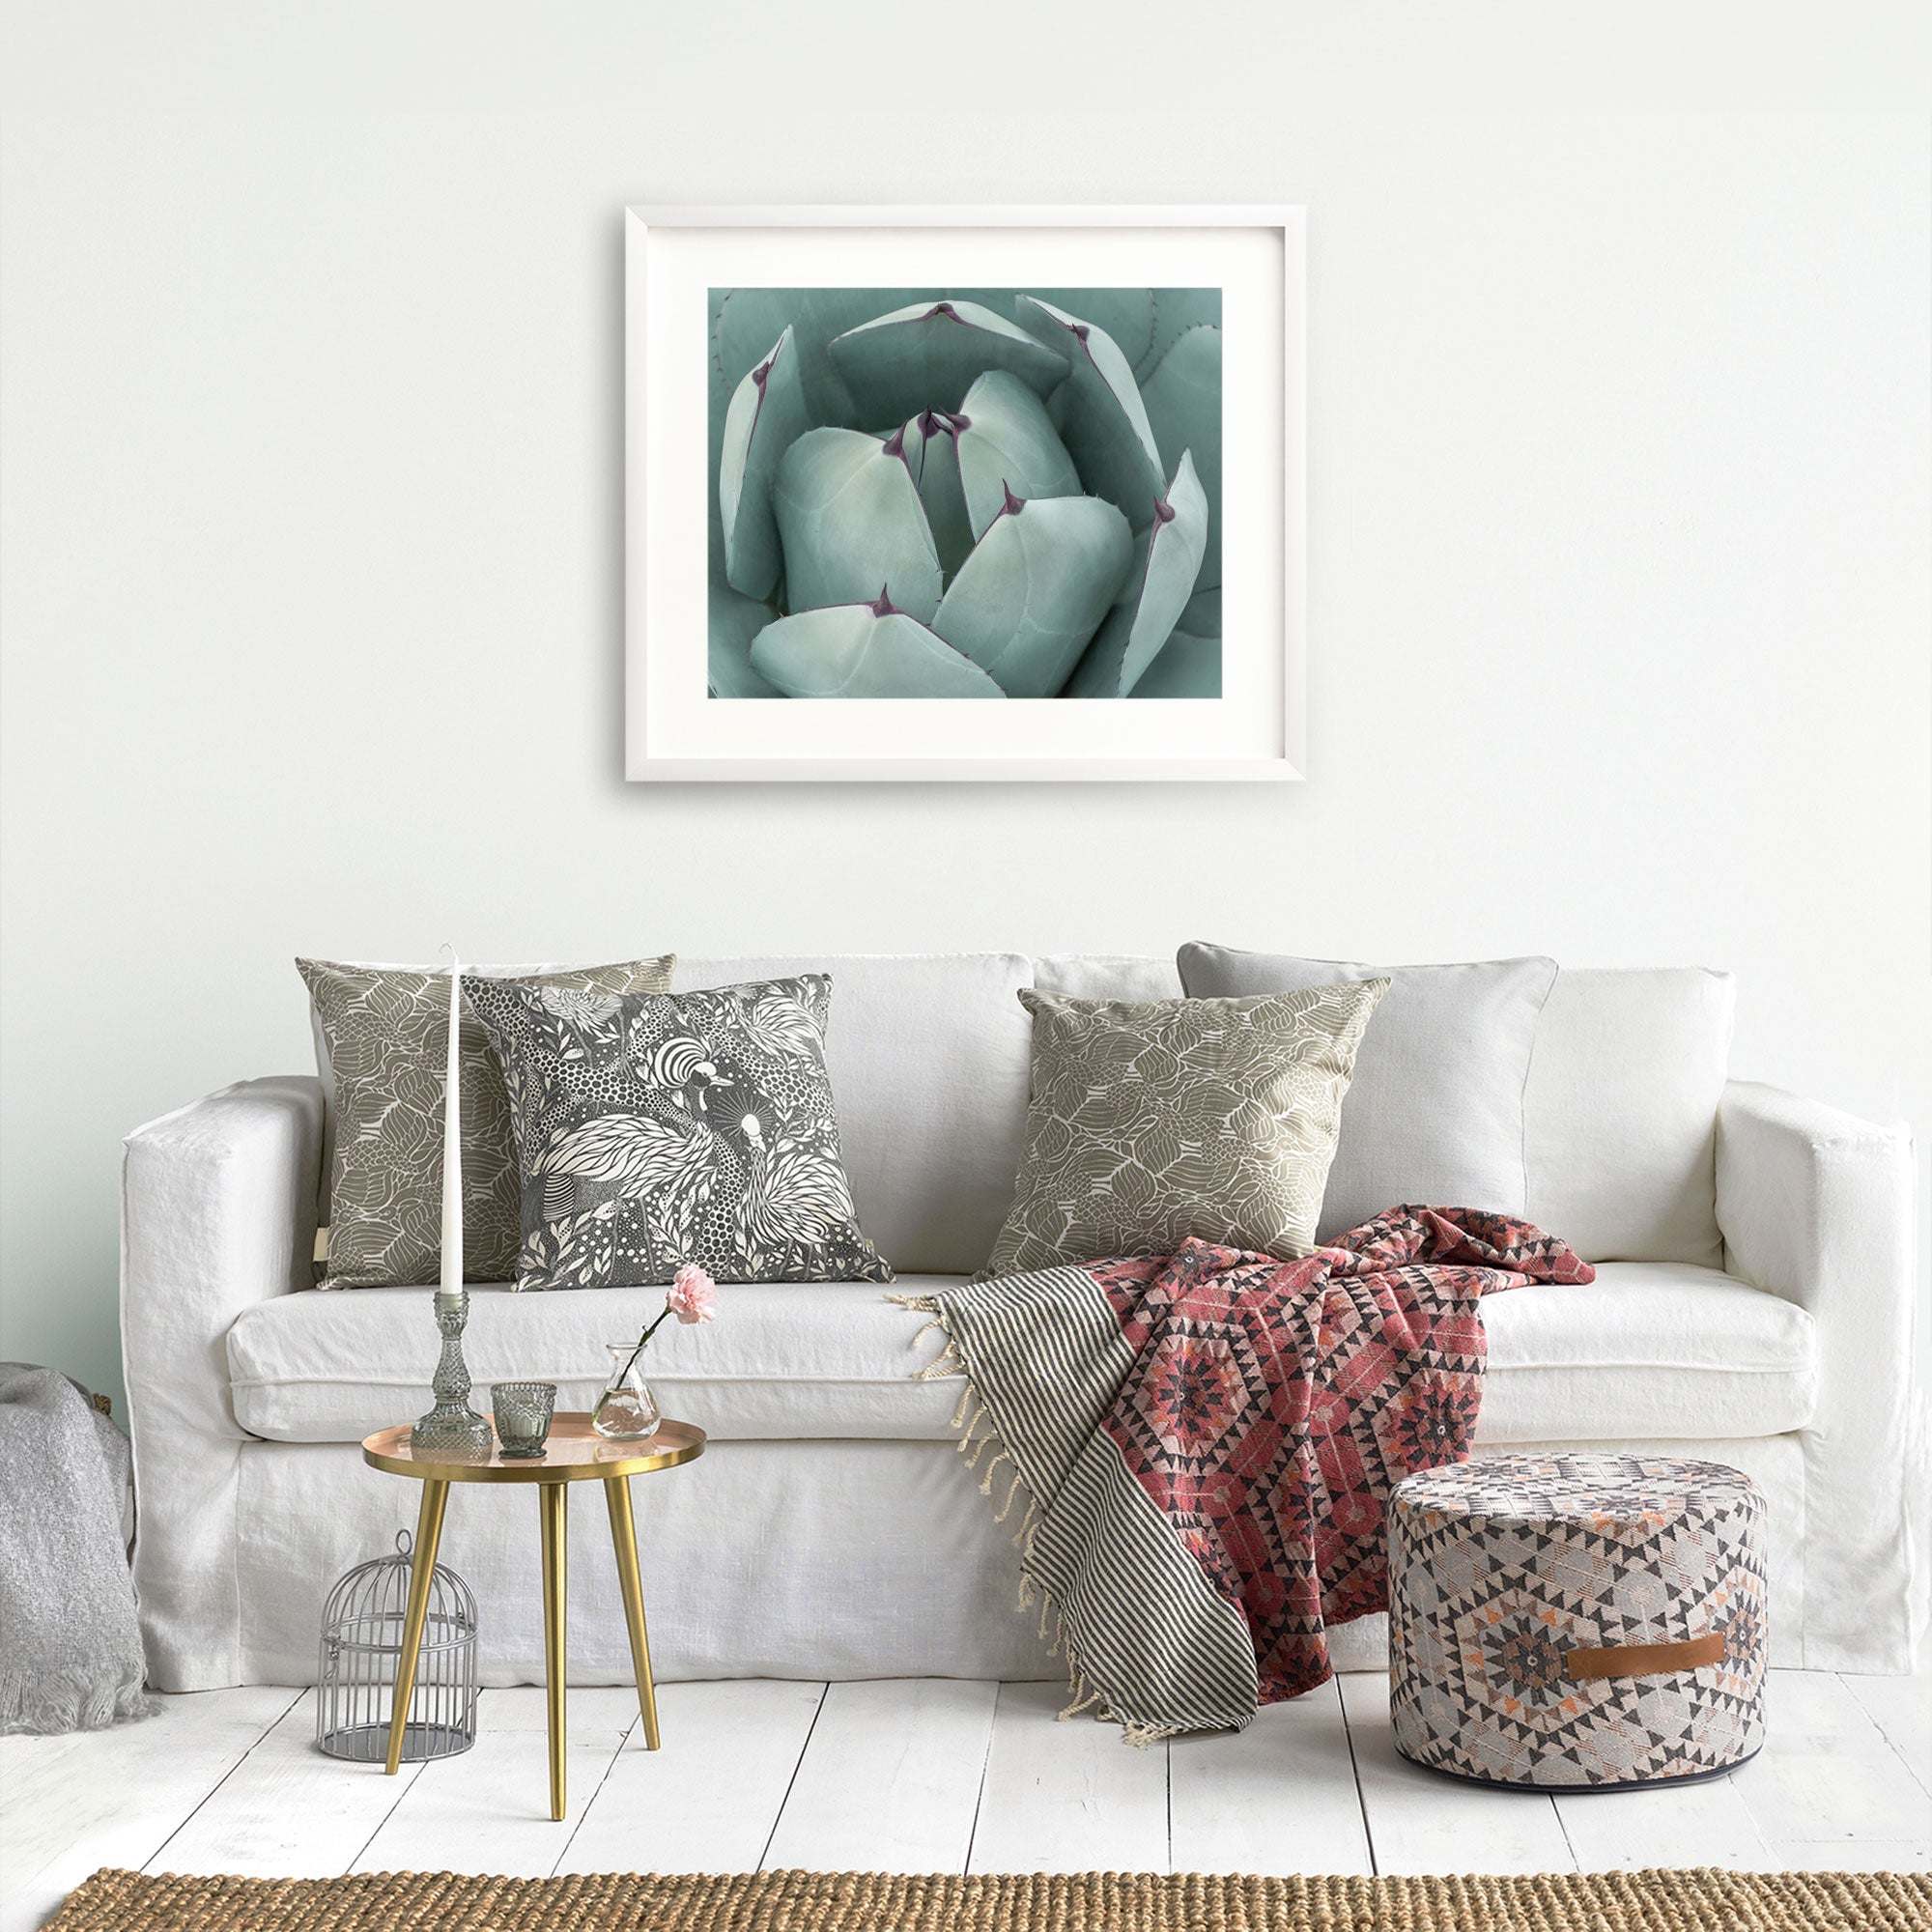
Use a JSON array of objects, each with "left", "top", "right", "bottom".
[{"left": 614, "top": 1303, "right": 672, "bottom": 1387}]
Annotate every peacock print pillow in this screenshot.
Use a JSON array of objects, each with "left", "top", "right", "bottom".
[{"left": 464, "top": 972, "right": 891, "bottom": 1290}]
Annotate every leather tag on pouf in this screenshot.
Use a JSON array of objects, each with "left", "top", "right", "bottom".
[{"left": 1564, "top": 1632, "right": 1727, "bottom": 1682}]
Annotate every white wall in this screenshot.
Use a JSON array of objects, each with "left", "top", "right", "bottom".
[{"left": 2, "top": 6, "right": 1927, "bottom": 1406}]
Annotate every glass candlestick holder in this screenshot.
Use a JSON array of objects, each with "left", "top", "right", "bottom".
[{"left": 412, "top": 1290, "right": 493, "bottom": 1461}]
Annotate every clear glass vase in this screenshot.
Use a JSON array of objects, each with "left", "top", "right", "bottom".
[{"left": 592, "top": 1344, "right": 662, "bottom": 1439}]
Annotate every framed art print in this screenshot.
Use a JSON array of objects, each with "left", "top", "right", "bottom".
[{"left": 625, "top": 206, "right": 1304, "bottom": 781}]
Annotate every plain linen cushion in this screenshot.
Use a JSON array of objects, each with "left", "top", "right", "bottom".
[
  {"left": 1032, "top": 953, "right": 1182, "bottom": 1002},
  {"left": 673, "top": 954, "right": 1033, "bottom": 1277},
  {"left": 1475, "top": 1264, "right": 1813, "bottom": 1443},
  {"left": 1523, "top": 967, "right": 1734, "bottom": 1266},
  {"left": 1178, "top": 947, "right": 1557, "bottom": 1242},
  {"left": 226, "top": 1261, "right": 1815, "bottom": 1447}
]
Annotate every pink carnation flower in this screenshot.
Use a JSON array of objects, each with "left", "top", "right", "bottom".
[{"left": 666, "top": 1263, "right": 718, "bottom": 1326}]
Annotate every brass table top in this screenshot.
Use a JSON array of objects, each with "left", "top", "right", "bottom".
[{"left": 362, "top": 1413, "right": 705, "bottom": 1485}]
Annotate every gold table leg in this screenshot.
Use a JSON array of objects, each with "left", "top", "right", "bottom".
[
  {"left": 539, "top": 1481, "right": 568, "bottom": 1821},
  {"left": 385, "top": 1479, "right": 449, "bottom": 1776},
  {"left": 604, "top": 1475, "right": 662, "bottom": 1750}
]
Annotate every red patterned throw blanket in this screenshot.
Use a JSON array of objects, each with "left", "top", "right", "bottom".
[{"left": 895, "top": 1206, "right": 1593, "bottom": 1741}]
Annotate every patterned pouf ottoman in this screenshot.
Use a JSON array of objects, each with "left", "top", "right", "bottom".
[{"left": 1388, "top": 1453, "right": 1766, "bottom": 1790}]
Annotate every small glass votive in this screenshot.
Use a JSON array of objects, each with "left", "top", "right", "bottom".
[{"left": 491, "top": 1381, "right": 556, "bottom": 1459}]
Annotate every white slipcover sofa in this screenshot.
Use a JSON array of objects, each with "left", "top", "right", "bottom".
[{"left": 121, "top": 953, "right": 1919, "bottom": 1692}]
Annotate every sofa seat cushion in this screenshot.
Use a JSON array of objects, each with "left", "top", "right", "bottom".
[
  {"left": 229, "top": 1262, "right": 1814, "bottom": 1450},
  {"left": 228, "top": 1277, "right": 967, "bottom": 1445},
  {"left": 1477, "top": 1264, "right": 1814, "bottom": 1443}
]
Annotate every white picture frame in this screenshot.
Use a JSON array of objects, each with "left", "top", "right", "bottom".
[{"left": 625, "top": 205, "right": 1305, "bottom": 781}]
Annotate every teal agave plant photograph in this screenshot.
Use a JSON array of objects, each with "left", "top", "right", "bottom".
[{"left": 709, "top": 287, "right": 1222, "bottom": 701}]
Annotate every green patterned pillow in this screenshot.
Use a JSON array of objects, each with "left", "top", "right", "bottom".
[
  {"left": 298, "top": 956, "right": 674, "bottom": 1288},
  {"left": 979, "top": 981, "right": 1387, "bottom": 1280}
]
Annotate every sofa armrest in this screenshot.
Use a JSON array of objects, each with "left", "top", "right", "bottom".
[
  {"left": 121, "top": 1075, "right": 324, "bottom": 1688},
  {"left": 1716, "top": 1079, "right": 1918, "bottom": 1669}
]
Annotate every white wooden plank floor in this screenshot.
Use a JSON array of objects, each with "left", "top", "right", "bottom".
[{"left": 3, "top": 1670, "right": 1927, "bottom": 1931}]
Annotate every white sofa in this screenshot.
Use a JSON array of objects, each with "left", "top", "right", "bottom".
[{"left": 121, "top": 952, "right": 1919, "bottom": 1692}]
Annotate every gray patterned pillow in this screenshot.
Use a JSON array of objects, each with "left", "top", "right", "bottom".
[
  {"left": 298, "top": 955, "right": 674, "bottom": 1288},
  {"left": 979, "top": 981, "right": 1387, "bottom": 1280},
  {"left": 465, "top": 972, "right": 891, "bottom": 1290}
]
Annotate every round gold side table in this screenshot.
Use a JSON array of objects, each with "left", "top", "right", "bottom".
[{"left": 361, "top": 1413, "right": 705, "bottom": 1820}]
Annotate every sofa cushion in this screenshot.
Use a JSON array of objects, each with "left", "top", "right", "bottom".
[
  {"left": 229, "top": 1277, "right": 968, "bottom": 1445},
  {"left": 981, "top": 981, "right": 1387, "bottom": 1278},
  {"left": 1176, "top": 948, "right": 1558, "bottom": 1241},
  {"left": 466, "top": 971, "right": 890, "bottom": 1290},
  {"left": 1032, "top": 953, "right": 1182, "bottom": 1002},
  {"left": 1524, "top": 968, "right": 1734, "bottom": 1265},
  {"left": 1476, "top": 1264, "right": 1813, "bottom": 1443},
  {"left": 228, "top": 1261, "right": 1814, "bottom": 1449},
  {"left": 674, "top": 954, "right": 1032, "bottom": 1276}
]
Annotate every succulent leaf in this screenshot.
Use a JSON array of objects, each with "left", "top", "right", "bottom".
[
  {"left": 1140, "top": 289, "right": 1223, "bottom": 382},
  {"left": 709, "top": 581, "right": 781, "bottom": 697},
  {"left": 719, "top": 327, "right": 809, "bottom": 599},
  {"left": 954, "top": 371, "right": 1082, "bottom": 540},
  {"left": 1179, "top": 584, "right": 1221, "bottom": 639},
  {"left": 829, "top": 299, "right": 1063, "bottom": 426},
  {"left": 932, "top": 493, "right": 1132, "bottom": 696},
  {"left": 773, "top": 428, "right": 944, "bottom": 621},
  {"left": 749, "top": 602, "right": 1006, "bottom": 699},
  {"left": 1026, "top": 289, "right": 1156, "bottom": 373},
  {"left": 896, "top": 413, "right": 975, "bottom": 580},
  {"left": 1066, "top": 450, "right": 1208, "bottom": 697},
  {"left": 713, "top": 287, "right": 922, "bottom": 431},
  {"left": 1141, "top": 323, "right": 1223, "bottom": 590},
  {"left": 1013, "top": 296, "right": 1166, "bottom": 526},
  {"left": 1128, "top": 628, "right": 1221, "bottom": 698},
  {"left": 1021, "top": 289, "right": 1221, "bottom": 383}
]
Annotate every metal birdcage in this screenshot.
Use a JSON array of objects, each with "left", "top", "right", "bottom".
[{"left": 316, "top": 1529, "right": 478, "bottom": 1762}]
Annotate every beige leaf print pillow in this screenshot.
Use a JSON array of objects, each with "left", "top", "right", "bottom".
[{"left": 978, "top": 980, "right": 1387, "bottom": 1280}]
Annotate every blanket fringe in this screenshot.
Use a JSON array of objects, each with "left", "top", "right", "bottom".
[
  {"left": 1013, "top": 1495, "right": 1039, "bottom": 1547},
  {"left": 992, "top": 1463, "right": 1026, "bottom": 1523},
  {"left": 1059, "top": 1678, "right": 1101, "bottom": 1720},
  {"left": 889, "top": 1290, "right": 1164, "bottom": 1748},
  {"left": 888, "top": 1293, "right": 965, "bottom": 1383},
  {"left": 916, "top": 1342, "right": 962, "bottom": 1381}
]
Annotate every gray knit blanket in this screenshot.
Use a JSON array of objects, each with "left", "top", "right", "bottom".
[{"left": 0, "top": 1364, "right": 154, "bottom": 1733}]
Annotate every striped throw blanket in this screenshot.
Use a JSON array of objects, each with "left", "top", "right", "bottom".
[{"left": 896, "top": 1206, "right": 1593, "bottom": 1741}]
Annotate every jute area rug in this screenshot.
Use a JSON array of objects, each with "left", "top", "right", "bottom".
[{"left": 46, "top": 1866, "right": 1932, "bottom": 1931}]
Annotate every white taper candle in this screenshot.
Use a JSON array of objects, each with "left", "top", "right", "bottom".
[{"left": 440, "top": 950, "right": 463, "bottom": 1299}]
